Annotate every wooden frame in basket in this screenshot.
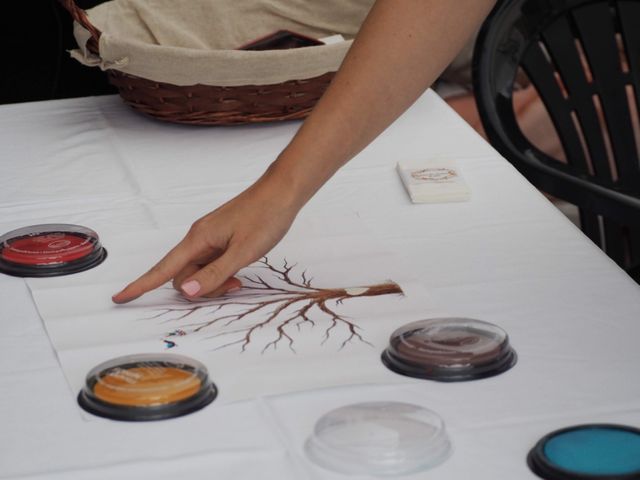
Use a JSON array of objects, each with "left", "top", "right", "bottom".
[{"left": 58, "top": 0, "right": 335, "bottom": 125}]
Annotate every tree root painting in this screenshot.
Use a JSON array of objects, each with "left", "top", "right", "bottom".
[{"left": 149, "top": 257, "right": 404, "bottom": 354}]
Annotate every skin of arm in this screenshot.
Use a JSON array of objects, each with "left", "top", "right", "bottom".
[{"left": 112, "top": 0, "right": 496, "bottom": 304}]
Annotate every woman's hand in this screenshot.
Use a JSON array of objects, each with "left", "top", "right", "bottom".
[
  {"left": 112, "top": 0, "right": 495, "bottom": 304},
  {"left": 112, "top": 163, "right": 302, "bottom": 303}
]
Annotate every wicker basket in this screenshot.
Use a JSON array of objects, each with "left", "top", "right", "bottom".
[{"left": 58, "top": 0, "right": 346, "bottom": 125}]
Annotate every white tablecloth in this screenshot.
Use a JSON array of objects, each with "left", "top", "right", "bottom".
[{"left": 1, "top": 92, "right": 639, "bottom": 480}]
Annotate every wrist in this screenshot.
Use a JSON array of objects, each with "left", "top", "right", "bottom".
[
  {"left": 254, "top": 157, "right": 309, "bottom": 213},
  {"left": 263, "top": 150, "right": 328, "bottom": 208}
]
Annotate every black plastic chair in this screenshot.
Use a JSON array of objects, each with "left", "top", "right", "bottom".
[{"left": 473, "top": 0, "right": 640, "bottom": 282}]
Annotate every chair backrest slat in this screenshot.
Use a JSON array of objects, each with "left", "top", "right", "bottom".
[
  {"left": 571, "top": 2, "right": 640, "bottom": 187},
  {"left": 619, "top": 2, "right": 640, "bottom": 94},
  {"left": 617, "top": 0, "right": 640, "bottom": 159},
  {"left": 521, "top": 43, "right": 591, "bottom": 172},
  {"left": 579, "top": 210, "right": 603, "bottom": 246},
  {"left": 603, "top": 218, "right": 629, "bottom": 265},
  {"left": 542, "top": 16, "right": 613, "bottom": 181}
]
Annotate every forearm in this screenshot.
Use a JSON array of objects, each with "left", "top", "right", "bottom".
[
  {"left": 114, "top": 0, "right": 496, "bottom": 302},
  {"left": 271, "top": 0, "right": 496, "bottom": 206}
]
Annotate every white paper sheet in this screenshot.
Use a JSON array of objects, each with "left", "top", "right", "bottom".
[{"left": 28, "top": 215, "right": 440, "bottom": 407}]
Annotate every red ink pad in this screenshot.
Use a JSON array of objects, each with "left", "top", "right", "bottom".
[
  {"left": 0, "top": 224, "right": 107, "bottom": 277},
  {"left": 381, "top": 318, "right": 517, "bottom": 382}
]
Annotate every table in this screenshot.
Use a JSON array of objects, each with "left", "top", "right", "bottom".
[{"left": 1, "top": 91, "right": 639, "bottom": 480}]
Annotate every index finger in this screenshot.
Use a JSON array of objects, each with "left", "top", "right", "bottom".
[{"left": 112, "top": 237, "right": 199, "bottom": 304}]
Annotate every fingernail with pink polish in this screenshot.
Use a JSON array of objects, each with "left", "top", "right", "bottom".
[
  {"left": 227, "top": 286, "right": 241, "bottom": 293},
  {"left": 181, "top": 280, "right": 201, "bottom": 296}
]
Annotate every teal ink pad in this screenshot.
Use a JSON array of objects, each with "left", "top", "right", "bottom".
[{"left": 528, "top": 424, "right": 640, "bottom": 479}]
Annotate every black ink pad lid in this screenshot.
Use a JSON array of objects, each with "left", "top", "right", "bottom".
[
  {"left": 0, "top": 224, "right": 107, "bottom": 277},
  {"left": 381, "top": 318, "right": 517, "bottom": 382},
  {"left": 78, "top": 353, "right": 217, "bottom": 421}
]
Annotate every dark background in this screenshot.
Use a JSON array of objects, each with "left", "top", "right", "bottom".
[{"left": 1, "top": 0, "right": 115, "bottom": 105}]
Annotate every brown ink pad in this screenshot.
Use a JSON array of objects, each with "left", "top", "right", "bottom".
[
  {"left": 78, "top": 354, "right": 217, "bottom": 421},
  {"left": 381, "top": 318, "right": 517, "bottom": 382},
  {"left": 0, "top": 224, "right": 106, "bottom": 277}
]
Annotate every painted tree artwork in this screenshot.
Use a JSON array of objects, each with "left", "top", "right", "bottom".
[
  {"left": 149, "top": 257, "right": 405, "bottom": 354},
  {"left": 29, "top": 224, "right": 430, "bottom": 404}
]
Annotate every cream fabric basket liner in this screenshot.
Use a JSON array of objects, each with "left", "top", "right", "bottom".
[{"left": 71, "top": 0, "right": 374, "bottom": 87}]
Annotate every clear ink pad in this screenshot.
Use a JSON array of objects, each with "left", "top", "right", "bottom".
[
  {"left": 528, "top": 424, "right": 640, "bottom": 479},
  {"left": 0, "top": 224, "right": 107, "bottom": 277},
  {"left": 78, "top": 354, "right": 217, "bottom": 421},
  {"left": 305, "top": 401, "right": 451, "bottom": 476},
  {"left": 381, "top": 318, "right": 517, "bottom": 382}
]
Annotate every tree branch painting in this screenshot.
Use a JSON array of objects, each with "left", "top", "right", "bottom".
[{"left": 148, "top": 257, "right": 404, "bottom": 354}]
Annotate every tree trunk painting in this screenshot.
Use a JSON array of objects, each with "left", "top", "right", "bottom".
[{"left": 149, "top": 257, "right": 404, "bottom": 353}]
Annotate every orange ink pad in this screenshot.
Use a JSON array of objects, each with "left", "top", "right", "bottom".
[{"left": 78, "top": 354, "right": 217, "bottom": 421}]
